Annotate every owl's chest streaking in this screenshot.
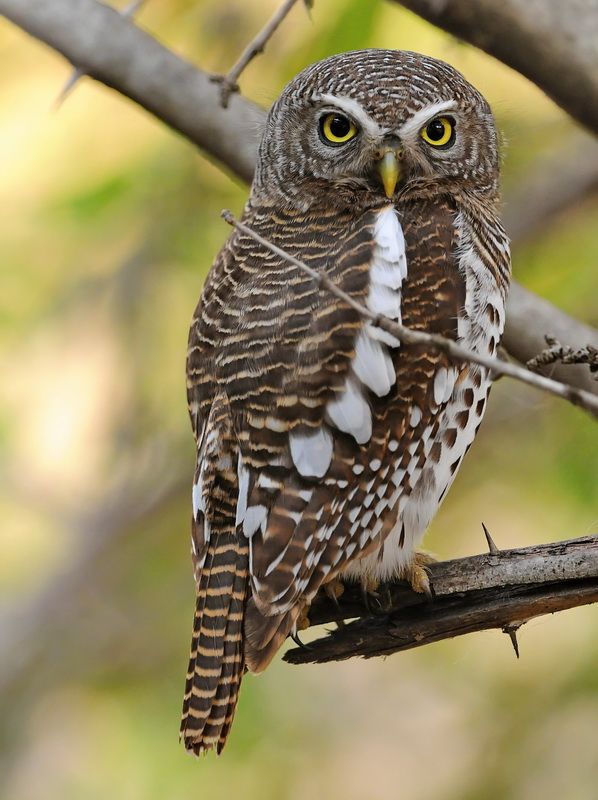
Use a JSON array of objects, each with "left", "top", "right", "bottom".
[
  {"left": 188, "top": 196, "right": 508, "bottom": 613},
  {"left": 345, "top": 200, "right": 507, "bottom": 581}
]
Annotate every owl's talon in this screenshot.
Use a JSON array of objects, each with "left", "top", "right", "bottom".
[
  {"left": 360, "top": 577, "right": 389, "bottom": 616},
  {"left": 324, "top": 578, "right": 346, "bottom": 627},
  {"left": 403, "top": 552, "right": 436, "bottom": 600},
  {"left": 380, "top": 584, "right": 393, "bottom": 612},
  {"left": 324, "top": 576, "right": 345, "bottom": 601},
  {"left": 296, "top": 605, "right": 311, "bottom": 631},
  {"left": 290, "top": 605, "right": 312, "bottom": 649},
  {"left": 290, "top": 632, "right": 311, "bottom": 650}
]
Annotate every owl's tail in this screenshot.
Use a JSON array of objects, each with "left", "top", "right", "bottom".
[{"left": 180, "top": 530, "right": 249, "bottom": 756}]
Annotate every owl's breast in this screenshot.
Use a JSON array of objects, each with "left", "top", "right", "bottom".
[{"left": 344, "top": 199, "right": 507, "bottom": 582}]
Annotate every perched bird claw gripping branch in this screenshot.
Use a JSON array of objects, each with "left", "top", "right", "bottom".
[{"left": 181, "top": 49, "right": 511, "bottom": 755}]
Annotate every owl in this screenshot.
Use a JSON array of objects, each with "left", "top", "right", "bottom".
[{"left": 181, "top": 49, "right": 510, "bottom": 755}]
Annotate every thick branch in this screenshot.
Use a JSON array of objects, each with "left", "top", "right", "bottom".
[
  {"left": 0, "top": 0, "right": 262, "bottom": 183},
  {"left": 391, "top": 0, "right": 598, "bottom": 136},
  {"left": 285, "top": 535, "right": 598, "bottom": 664},
  {"left": 1, "top": 0, "right": 597, "bottom": 399}
]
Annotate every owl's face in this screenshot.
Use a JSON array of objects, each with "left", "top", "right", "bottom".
[{"left": 252, "top": 50, "right": 499, "bottom": 208}]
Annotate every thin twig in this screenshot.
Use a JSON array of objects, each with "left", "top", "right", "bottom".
[
  {"left": 54, "top": 0, "right": 148, "bottom": 108},
  {"left": 222, "top": 211, "right": 598, "bottom": 418},
  {"left": 527, "top": 335, "right": 598, "bottom": 378},
  {"left": 284, "top": 535, "right": 598, "bottom": 664},
  {"left": 212, "top": 0, "right": 307, "bottom": 108}
]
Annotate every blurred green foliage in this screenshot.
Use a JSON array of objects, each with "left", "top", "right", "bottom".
[{"left": 0, "top": 1, "right": 596, "bottom": 798}]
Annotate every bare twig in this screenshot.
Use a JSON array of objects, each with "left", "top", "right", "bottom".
[
  {"left": 222, "top": 211, "right": 598, "bottom": 417},
  {"left": 526, "top": 335, "right": 598, "bottom": 378},
  {"left": 212, "top": 0, "right": 308, "bottom": 108},
  {"left": 54, "top": 0, "right": 148, "bottom": 107},
  {"left": 389, "top": 0, "right": 598, "bottom": 136},
  {"left": 284, "top": 535, "right": 598, "bottom": 664}
]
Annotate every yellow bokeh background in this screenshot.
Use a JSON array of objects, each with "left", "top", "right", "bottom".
[{"left": 1, "top": 2, "right": 597, "bottom": 799}]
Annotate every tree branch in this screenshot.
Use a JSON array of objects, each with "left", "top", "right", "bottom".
[
  {"left": 55, "top": 0, "right": 149, "bottom": 107},
  {"left": 223, "top": 211, "right": 598, "bottom": 417},
  {"left": 390, "top": 0, "right": 598, "bottom": 136},
  {"left": 0, "top": 0, "right": 263, "bottom": 183},
  {"left": 1, "top": 0, "right": 597, "bottom": 400},
  {"left": 212, "top": 0, "right": 307, "bottom": 108},
  {"left": 284, "top": 535, "right": 598, "bottom": 664}
]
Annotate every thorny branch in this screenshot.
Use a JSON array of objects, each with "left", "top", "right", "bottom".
[
  {"left": 285, "top": 535, "right": 598, "bottom": 664},
  {"left": 212, "top": 0, "right": 309, "bottom": 108},
  {"left": 54, "top": 0, "right": 148, "bottom": 107},
  {"left": 222, "top": 211, "right": 598, "bottom": 418}
]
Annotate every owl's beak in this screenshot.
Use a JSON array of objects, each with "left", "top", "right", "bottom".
[{"left": 376, "top": 150, "right": 401, "bottom": 198}]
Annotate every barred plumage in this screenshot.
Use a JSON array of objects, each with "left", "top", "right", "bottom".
[{"left": 181, "top": 49, "right": 511, "bottom": 755}]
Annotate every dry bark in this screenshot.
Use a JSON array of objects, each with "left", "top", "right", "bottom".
[{"left": 285, "top": 535, "right": 598, "bottom": 664}]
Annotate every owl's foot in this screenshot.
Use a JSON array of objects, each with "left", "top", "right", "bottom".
[
  {"left": 403, "top": 552, "right": 436, "bottom": 600},
  {"left": 290, "top": 605, "right": 312, "bottom": 650},
  {"left": 324, "top": 576, "right": 345, "bottom": 602},
  {"left": 296, "top": 604, "right": 311, "bottom": 631},
  {"left": 324, "top": 577, "right": 346, "bottom": 628},
  {"left": 360, "top": 576, "right": 393, "bottom": 615}
]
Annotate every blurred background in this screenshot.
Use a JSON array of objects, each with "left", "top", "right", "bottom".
[{"left": 1, "top": 1, "right": 597, "bottom": 798}]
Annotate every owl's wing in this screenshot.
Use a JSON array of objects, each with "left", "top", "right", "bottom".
[{"left": 188, "top": 200, "right": 464, "bottom": 672}]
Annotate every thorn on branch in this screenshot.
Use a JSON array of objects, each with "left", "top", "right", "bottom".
[
  {"left": 482, "top": 522, "right": 500, "bottom": 555},
  {"left": 211, "top": 0, "right": 308, "bottom": 109},
  {"left": 54, "top": 0, "right": 148, "bottom": 108},
  {"left": 502, "top": 622, "right": 523, "bottom": 659},
  {"left": 526, "top": 335, "right": 598, "bottom": 379}
]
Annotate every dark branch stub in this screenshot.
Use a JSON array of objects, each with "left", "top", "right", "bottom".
[{"left": 527, "top": 335, "right": 598, "bottom": 379}]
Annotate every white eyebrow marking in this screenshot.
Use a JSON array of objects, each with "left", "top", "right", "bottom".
[
  {"left": 399, "top": 100, "right": 457, "bottom": 139},
  {"left": 317, "top": 93, "right": 382, "bottom": 138}
]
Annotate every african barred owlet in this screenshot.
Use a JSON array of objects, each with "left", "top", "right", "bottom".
[{"left": 181, "top": 49, "right": 510, "bottom": 754}]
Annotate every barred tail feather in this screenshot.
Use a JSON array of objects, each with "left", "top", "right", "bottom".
[{"left": 180, "top": 531, "right": 249, "bottom": 756}]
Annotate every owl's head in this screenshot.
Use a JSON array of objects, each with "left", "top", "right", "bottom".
[{"left": 252, "top": 49, "right": 500, "bottom": 209}]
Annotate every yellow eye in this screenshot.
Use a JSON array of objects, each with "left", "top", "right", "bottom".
[
  {"left": 420, "top": 116, "right": 455, "bottom": 148},
  {"left": 320, "top": 113, "right": 358, "bottom": 145}
]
